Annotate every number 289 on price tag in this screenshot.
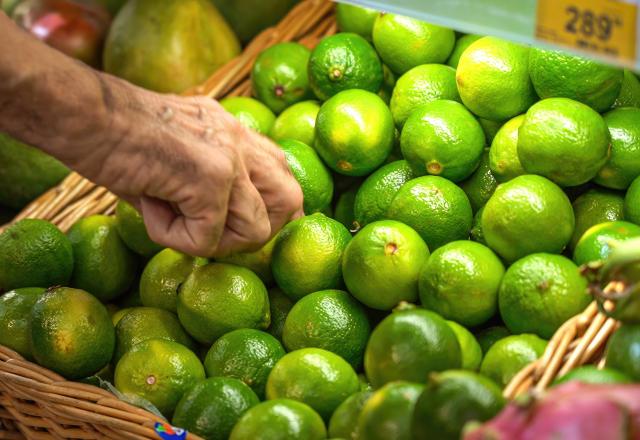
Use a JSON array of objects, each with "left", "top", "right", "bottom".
[{"left": 536, "top": 0, "right": 638, "bottom": 64}]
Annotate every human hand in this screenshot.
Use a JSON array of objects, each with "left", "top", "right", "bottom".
[{"left": 70, "top": 77, "right": 304, "bottom": 257}]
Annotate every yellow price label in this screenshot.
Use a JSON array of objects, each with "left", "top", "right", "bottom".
[{"left": 536, "top": 0, "right": 638, "bottom": 63}]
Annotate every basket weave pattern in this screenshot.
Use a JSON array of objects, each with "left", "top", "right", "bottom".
[{"left": 0, "top": 1, "right": 334, "bottom": 438}]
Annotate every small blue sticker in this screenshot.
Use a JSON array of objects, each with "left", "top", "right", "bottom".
[{"left": 154, "top": 422, "right": 187, "bottom": 440}]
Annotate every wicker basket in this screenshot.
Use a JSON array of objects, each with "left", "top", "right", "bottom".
[
  {"left": 0, "top": 1, "right": 335, "bottom": 438},
  {"left": 0, "top": 0, "right": 627, "bottom": 436}
]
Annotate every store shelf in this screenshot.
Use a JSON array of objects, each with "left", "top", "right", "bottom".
[{"left": 340, "top": 0, "right": 640, "bottom": 69}]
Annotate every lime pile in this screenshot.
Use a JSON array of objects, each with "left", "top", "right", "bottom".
[{"left": 2, "top": 3, "right": 640, "bottom": 438}]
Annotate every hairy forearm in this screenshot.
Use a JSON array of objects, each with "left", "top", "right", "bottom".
[{"left": 0, "top": 12, "right": 122, "bottom": 167}]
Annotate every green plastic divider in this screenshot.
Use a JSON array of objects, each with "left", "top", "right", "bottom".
[{"left": 339, "top": 0, "right": 639, "bottom": 70}]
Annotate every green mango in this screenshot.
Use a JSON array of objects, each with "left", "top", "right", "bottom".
[
  {"left": 0, "top": 133, "right": 69, "bottom": 210},
  {"left": 104, "top": 0, "right": 241, "bottom": 93},
  {"left": 211, "top": 0, "right": 299, "bottom": 44}
]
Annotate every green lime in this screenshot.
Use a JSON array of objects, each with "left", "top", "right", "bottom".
[
  {"left": 342, "top": 220, "right": 429, "bottom": 310},
  {"left": 315, "top": 89, "right": 394, "bottom": 176},
  {"left": 572, "top": 189, "right": 625, "bottom": 250},
  {"left": 475, "top": 326, "right": 511, "bottom": 355},
  {"left": 498, "top": 253, "right": 591, "bottom": 339},
  {"left": 605, "top": 323, "right": 640, "bottom": 381},
  {"left": 204, "top": 328, "right": 285, "bottom": 399},
  {"left": 446, "top": 321, "right": 483, "bottom": 371},
  {"left": 111, "top": 307, "right": 134, "bottom": 326},
  {"left": 412, "top": 370, "right": 505, "bottom": 440},
  {"left": 625, "top": 176, "right": 640, "bottom": 224},
  {"left": 364, "top": 307, "right": 461, "bottom": 388},
  {"left": 114, "top": 338, "right": 205, "bottom": 417},
  {"left": 573, "top": 221, "right": 640, "bottom": 265},
  {"left": 401, "top": 100, "right": 485, "bottom": 182},
  {"left": 470, "top": 207, "right": 487, "bottom": 245},
  {"left": 387, "top": 176, "right": 473, "bottom": 250},
  {"left": 390, "top": 64, "right": 460, "bottom": 127},
  {"left": 218, "top": 236, "right": 276, "bottom": 286},
  {"left": 308, "top": 33, "right": 383, "bottom": 100},
  {"left": 372, "top": 13, "right": 455, "bottom": 75},
  {"left": 328, "top": 390, "right": 371, "bottom": 440},
  {"left": 0, "top": 287, "right": 45, "bottom": 358},
  {"left": 478, "top": 118, "right": 503, "bottom": 145},
  {"left": 479, "top": 334, "right": 547, "bottom": 387},
  {"left": 358, "top": 373, "right": 372, "bottom": 392},
  {"left": 460, "top": 149, "right": 498, "bottom": 212},
  {"left": 266, "top": 348, "right": 359, "bottom": 420},
  {"left": 283, "top": 290, "right": 370, "bottom": 369},
  {"left": 270, "top": 100, "right": 320, "bottom": 146},
  {"left": 353, "top": 160, "right": 415, "bottom": 227},
  {"left": 267, "top": 287, "right": 294, "bottom": 340},
  {"left": 456, "top": 36, "right": 536, "bottom": 121},
  {"left": 378, "top": 63, "right": 397, "bottom": 104},
  {"left": 68, "top": 215, "right": 138, "bottom": 302},
  {"left": 114, "top": 199, "right": 162, "bottom": 257},
  {"left": 594, "top": 107, "right": 640, "bottom": 189},
  {"left": 553, "top": 365, "right": 632, "bottom": 386},
  {"left": 481, "top": 175, "right": 574, "bottom": 263},
  {"left": 30, "top": 287, "right": 115, "bottom": 379},
  {"left": 278, "top": 139, "right": 334, "bottom": 214},
  {"left": 333, "top": 187, "right": 358, "bottom": 230},
  {"left": 140, "top": 249, "right": 207, "bottom": 313},
  {"left": 221, "top": 96, "right": 276, "bottom": 135},
  {"left": 172, "top": 377, "right": 259, "bottom": 440},
  {"left": 229, "top": 399, "right": 326, "bottom": 440},
  {"left": 272, "top": 213, "right": 351, "bottom": 300},
  {"left": 529, "top": 47, "right": 623, "bottom": 112},
  {"left": 0, "top": 133, "right": 69, "bottom": 210},
  {"left": 336, "top": 4, "right": 378, "bottom": 40},
  {"left": 419, "top": 240, "right": 504, "bottom": 327},
  {"left": 518, "top": 98, "right": 610, "bottom": 187},
  {"left": 447, "top": 34, "right": 483, "bottom": 68},
  {"left": 0, "top": 219, "right": 73, "bottom": 291},
  {"left": 177, "top": 263, "right": 270, "bottom": 344},
  {"left": 357, "top": 381, "right": 424, "bottom": 440},
  {"left": 252, "top": 42, "right": 312, "bottom": 113},
  {"left": 489, "top": 114, "right": 526, "bottom": 183},
  {"left": 613, "top": 69, "right": 640, "bottom": 108},
  {"left": 114, "top": 306, "right": 196, "bottom": 362}
]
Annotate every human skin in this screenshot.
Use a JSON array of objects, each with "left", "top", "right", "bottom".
[{"left": 0, "top": 13, "right": 303, "bottom": 257}]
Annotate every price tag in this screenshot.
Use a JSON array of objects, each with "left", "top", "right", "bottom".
[{"left": 535, "top": 0, "right": 638, "bottom": 63}]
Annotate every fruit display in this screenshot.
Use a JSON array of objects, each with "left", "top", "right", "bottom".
[{"left": 3, "top": 2, "right": 640, "bottom": 440}]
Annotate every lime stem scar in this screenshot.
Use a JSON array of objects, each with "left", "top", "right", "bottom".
[
  {"left": 385, "top": 242, "right": 398, "bottom": 255},
  {"left": 427, "top": 160, "right": 443, "bottom": 175}
]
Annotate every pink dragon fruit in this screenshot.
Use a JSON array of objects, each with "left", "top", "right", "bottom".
[{"left": 463, "top": 382, "right": 640, "bottom": 440}]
